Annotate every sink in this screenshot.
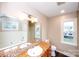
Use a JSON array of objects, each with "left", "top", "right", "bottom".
[{"left": 27, "top": 46, "right": 43, "bottom": 57}]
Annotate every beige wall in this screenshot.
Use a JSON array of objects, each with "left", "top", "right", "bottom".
[
  {"left": 77, "top": 11, "right": 79, "bottom": 49},
  {"left": 48, "top": 12, "right": 79, "bottom": 55}
]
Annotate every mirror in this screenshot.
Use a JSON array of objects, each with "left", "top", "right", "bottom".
[
  {"left": 0, "top": 13, "right": 28, "bottom": 49},
  {"left": 28, "top": 19, "right": 41, "bottom": 42}
]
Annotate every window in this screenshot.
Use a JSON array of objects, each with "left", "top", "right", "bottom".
[
  {"left": 61, "top": 20, "right": 77, "bottom": 46},
  {"left": 64, "top": 22, "right": 74, "bottom": 43}
]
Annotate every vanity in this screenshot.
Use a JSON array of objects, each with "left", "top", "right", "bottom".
[
  {"left": 0, "top": 41, "right": 51, "bottom": 57},
  {"left": 17, "top": 41, "right": 51, "bottom": 57}
]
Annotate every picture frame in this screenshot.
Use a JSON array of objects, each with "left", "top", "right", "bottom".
[
  {"left": 35, "top": 23, "right": 41, "bottom": 39},
  {"left": 0, "top": 15, "right": 19, "bottom": 31},
  {"left": 2, "top": 21, "right": 19, "bottom": 31}
]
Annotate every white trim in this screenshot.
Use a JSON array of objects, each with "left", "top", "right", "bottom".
[
  {"left": 61, "top": 18, "right": 77, "bottom": 46},
  {"left": 0, "top": 42, "right": 26, "bottom": 50}
]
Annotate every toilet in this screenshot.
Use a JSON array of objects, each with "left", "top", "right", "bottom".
[{"left": 51, "top": 45, "right": 56, "bottom": 57}]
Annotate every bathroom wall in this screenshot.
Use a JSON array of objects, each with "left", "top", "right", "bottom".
[
  {"left": 0, "top": 2, "right": 48, "bottom": 49},
  {"left": 48, "top": 12, "right": 79, "bottom": 54},
  {"left": 77, "top": 11, "right": 79, "bottom": 49}
]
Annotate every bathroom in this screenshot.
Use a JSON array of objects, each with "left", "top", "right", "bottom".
[{"left": 0, "top": 2, "right": 79, "bottom": 57}]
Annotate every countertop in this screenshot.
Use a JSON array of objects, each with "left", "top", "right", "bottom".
[{"left": 17, "top": 41, "right": 50, "bottom": 57}]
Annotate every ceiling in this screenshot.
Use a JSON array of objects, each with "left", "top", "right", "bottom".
[
  {"left": 0, "top": 2, "right": 79, "bottom": 18},
  {"left": 25, "top": 2, "right": 79, "bottom": 18}
]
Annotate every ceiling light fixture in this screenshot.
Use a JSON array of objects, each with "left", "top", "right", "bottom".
[
  {"left": 61, "top": 10, "right": 65, "bottom": 13},
  {"left": 28, "top": 15, "right": 38, "bottom": 23}
]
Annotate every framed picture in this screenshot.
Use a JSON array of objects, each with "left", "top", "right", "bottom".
[
  {"left": 2, "top": 21, "right": 18, "bottom": 31},
  {"left": 35, "top": 23, "right": 41, "bottom": 39},
  {"left": 0, "top": 15, "right": 19, "bottom": 31}
]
